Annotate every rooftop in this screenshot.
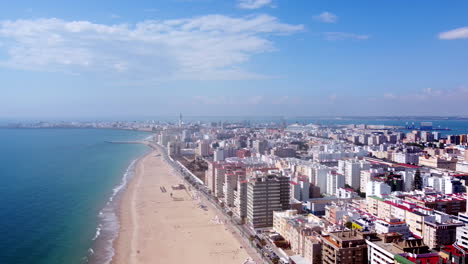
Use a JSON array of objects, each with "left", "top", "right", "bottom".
[
  {"left": 406, "top": 193, "right": 466, "bottom": 202},
  {"left": 369, "top": 240, "right": 404, "bottom": 256},
  {"left": 441, "top": 244, "right": 468, "bottom": 258},
  {"left": 329, "top": 230, "right": 365, "bottom": 242},
  {"left": 396, "top": 163, "right": 421, "bottom": 169}
]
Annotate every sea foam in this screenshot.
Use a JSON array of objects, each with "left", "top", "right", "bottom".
[{"left": 86, "top": 159, "right": 138, "bottom": 264}]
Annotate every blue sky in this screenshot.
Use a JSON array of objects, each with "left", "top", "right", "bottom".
[{"left": 1, "top": 0, "right": 467, "bottom": 119}]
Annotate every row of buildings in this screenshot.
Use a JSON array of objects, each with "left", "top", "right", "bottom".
[{"left": 153, "top": 119, "right": 468, "bottom": 264}]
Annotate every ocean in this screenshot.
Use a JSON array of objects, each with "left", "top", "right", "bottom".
[{"left": 0, "top": 128, "right": 150, "bottom": 264}]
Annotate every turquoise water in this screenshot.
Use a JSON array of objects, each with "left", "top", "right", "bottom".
[{"left": 0, "top": 129, "right": 150, "bottom": 264}]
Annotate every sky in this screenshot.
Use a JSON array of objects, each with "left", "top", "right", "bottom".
[{"left": 0, "top": 0, "right": 467, "bottom": 119}]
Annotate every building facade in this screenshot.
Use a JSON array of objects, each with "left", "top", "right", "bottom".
[{"left": 246, "top": 174, "right": 290, "bottom": 228}]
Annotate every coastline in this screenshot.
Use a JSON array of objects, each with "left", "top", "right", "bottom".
[
  {"left": 111, "top": 144, "right": 252, "bottom": 264},
  {"left": 87, "top": 148, "right": 152, "bottom": 264},
  {"left": 110, "top": 150, "right": 150, "bottom": 264}
]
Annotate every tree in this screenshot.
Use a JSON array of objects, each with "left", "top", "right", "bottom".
[
  {"left": 412, "top": 169, "right": 423, "bottom": 191},
  {"left": 345, "top": 221, "right": 353, "bottom": 229},
  {"left": 357, "top": 189, "right": 366, "bottom": 198}
]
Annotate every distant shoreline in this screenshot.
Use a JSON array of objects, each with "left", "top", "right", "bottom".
[
  {"left": 2, "top": 116, "right": 468, "bottom": 127},
  {"left": 0, "top": 127, "right": 154, "bottom": 132}
]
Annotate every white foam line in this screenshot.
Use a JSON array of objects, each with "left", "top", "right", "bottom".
[{"left": 87, "top": 158, "right": 139, "bottom": 264}]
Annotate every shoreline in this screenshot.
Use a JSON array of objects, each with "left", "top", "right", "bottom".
[
  {"left": 87, "top": 147, "right": 152, "bottom": 264},
  {"left": 110, "top": 151, "right": 152, "bottom": 264},
  {"left": 110, "top": 148, "right": 151, "bottom": 264},
  {"left": 110, "top": 144, "right": 253, "bottom": 264}
]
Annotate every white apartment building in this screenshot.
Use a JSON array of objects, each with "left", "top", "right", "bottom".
[
  {"left": 312, "top": 165, "right": 330, "bottom": 194},
  {"left": 214, "top": 166, "right": 226, "bottom": 198},
  {"left": 400, "top": 170, "right": 415, "bottom": 192},
  {"left": 336, "top": 188, "right": 359, "bottom": 198},
  {"left": 233, "top": 179, "right": 248, "bottom": 221},
  {"left": 456, "top": 162, "right": 468, "bottom": 173},
  {"left": 213, "top": 148, "right": 225, "bottom": 161},
  {"left": 392, "top": 152, "right": 420, "bottom": 165},
  {"left": 345, "top": 160, "right": 361, "bottom": 190},
  {"left": 375, "top": 219, "right": 411, "bottom": 238},
  {"left": 326, "top": 172, "right": 345, "bottom": 196},
  {"left": 158, "top": 133, "right": 170, "bottom": 146},
  {"left": 291, "top": 178, "right": 310, "bottom": 202},
  {"left": 167, "top": 141, "right": 182, "bottom": 157},
  {"left": 366, "top": 240, "right": 399, "bottom": 264},
  {"left": 456, "top": 226, "right": 468, "bottom": 248},
  {"left": 197, "top": 140, "right": 210, "bottom": 157},
  {"left": 223, "top": 172, "right": 239, "bottom": 207},
  {"left": 360, "top": 168, "right": 384, "bottom": 193},
  {"left": 427, "top": 176, "right": 462, "bottom": 194},
  {"left": 366, "top": 181, "right": 391, "bottom": 197}
]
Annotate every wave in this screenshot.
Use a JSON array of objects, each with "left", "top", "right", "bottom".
[{"left": 86, "top": 159, "right": 138, "bottom": 264}]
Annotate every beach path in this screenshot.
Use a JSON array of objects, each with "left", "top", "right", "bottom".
[{"left": 112, "top": 148, "right": 251, "bottom": 264}]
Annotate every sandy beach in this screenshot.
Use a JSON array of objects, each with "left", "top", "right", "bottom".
[{"left": 112, "top": 147, "right": 252, "bottom": 264}]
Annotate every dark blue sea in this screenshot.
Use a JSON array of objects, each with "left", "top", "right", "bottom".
[{"left": 0, "top": 129, "right": 150, "bottom": 264}]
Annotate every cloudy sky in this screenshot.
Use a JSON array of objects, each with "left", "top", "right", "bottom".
[{"left": 1, "top": 0, "right": 467, "bottom": 119}]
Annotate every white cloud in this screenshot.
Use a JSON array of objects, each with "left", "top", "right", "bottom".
[
  {"left": 0, "top": 15, "right": 303, "bottom": 80},
  {"left": 438, "top": 27, "right": 468, "bottom": 40},
  {"left": 313, "top": 12, "right": 338, "bottom": 23},
  {"left": 422, "top": 87, "right": 442, "bottom": 96},
  {"left": 238, "top": 0, "right": 272, "bottom": 9},
  {"left": 383, "top": 86, "right": 468, "bottom": 102},
  {"left": 323, "top": 32, "right": 369, "bottom": 41}
]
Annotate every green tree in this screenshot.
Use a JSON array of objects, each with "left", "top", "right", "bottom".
[
  {"left": 345, "top": 221, "right": 353, "bottom": 229},
  {"left": 412, "top": 169, "right": 423, "bottom": 191}
]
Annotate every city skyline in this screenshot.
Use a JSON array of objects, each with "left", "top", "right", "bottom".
[{"left": 1, "top": 0, "right": 468, "bottom": 118}]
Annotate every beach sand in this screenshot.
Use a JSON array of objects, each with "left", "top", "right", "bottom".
[{"left": 112, "top": 147, "right": 252, "bottom": 264}]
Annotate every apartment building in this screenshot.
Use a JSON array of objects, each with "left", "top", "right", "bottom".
[
  {"left": 322, "top": 231, "right": 367, "bottom": 264},
  {"left": 197, "top": 139, "right": 210, "bottom": 157},
  {"left": 246, "top": 173, "right": 290, "bottom": 228},
  {"left": 327, "top": 172, "right": 345, "bottom": 196},
  {"left": 423, "top": 217, "right": 463, "bottom": 249},
  {"left": 419, "top": 155, "right": 458, "bottom": 170},
  {"left": 405, "top": 194, "right": 466, "bottom": 216},
  {"left": 303, "top": 235, "right": 322, "bottom": 264},
  {"left": 375, "top": 219, "right": 411, "bottom": 239},
  {"left": 345, "top": 160, "right": 362, "bottom": 190},
  {"left": 456, "top": 226, "right": 468, "bottom": 249}
]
